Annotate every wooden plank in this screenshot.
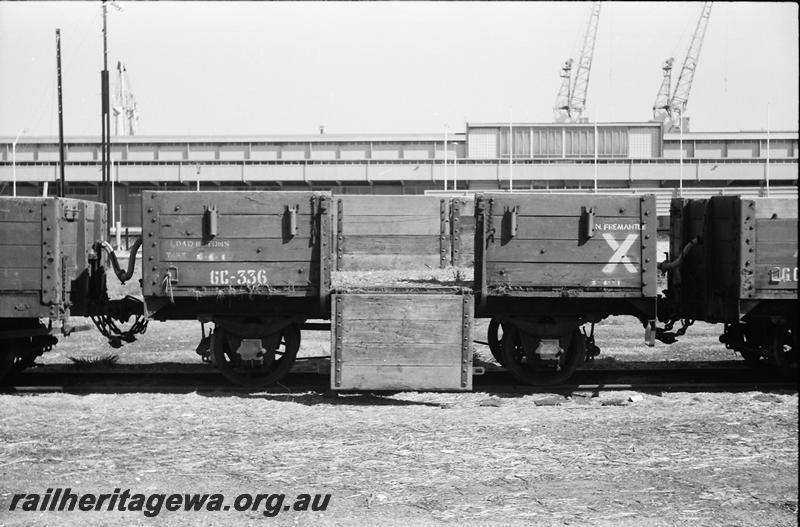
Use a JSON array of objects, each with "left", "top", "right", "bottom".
[
  {"left": 458, "top": 221, "right": 476, "bottom": 237},
  {"left": 339, "top": 365, "right": 465, "bottom": 391},
  {"left": 0, "top": 268, "right": 42, "bottom": 290},
  {"left": 338, "top": 195, "right": 444, "bottom": 216},
  {"left": 755, "top": 242, "right": 798, "bottom": 264},
  {"left": 145, "top": 261, "right": 318, "bottom": 291},
  {"left": 341, "top": 343, "right": 461, "bottom": 365},
  {"left": 338, "top": 254, "right": 442, "bottom": 271},
  {"left": 341, "top": 318, "right": 461, "bottom": 344},
  {"left": 158, "top": 238, "right": 316, "bottom": 262},
  {"left": 341, "top": 294, "right": 463, "bottom": 321},
  {"left": 480, "top": 194, "right": 642, "bottom": 218},
  {"left": 486, "top": 262, "right": 644, "bottom": 289},
  {"left": 342, "top": 235, "right": 440, "bottom": 255},
  {"left": 159, "top": 214, "right": 314, "bottom": 239},
  {"left": 0, "top": 246, "right": 42, "bottom": 269},
  {"left": 0, "top": 198, "right": 44, "bottom": 222},
  {"left": 0, "top": 223, "right": 42, "bottom": 245},
  {"left": 753, "top": 198, "right": 798, "bottom": 219},
  {"left": 0, "top": 293, "right": 48, "bottom": 318},
  {"left": 452, "top": 201, "right": 476, "bottom": 266},
  {"left": 147, "top": 191, "right": 324, "bottom": 215},
  {"left": 341, "top": 215, "right": 440, "bottom": 235},
  {"left": 756, "top": 220, "right": 798, "bottom": 243},
  {"left": 486, "top": 237, "right": 643, "bottom": 264}
]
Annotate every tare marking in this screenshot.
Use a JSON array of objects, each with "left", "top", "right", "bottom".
[{"left": 602, "top": 234, "right": 638, "bottom": 274}]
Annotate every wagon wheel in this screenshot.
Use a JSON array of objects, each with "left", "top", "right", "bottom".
[
  {"left": 212, "top": 324, "right": 300, "bottom": 388},
  {"left": 738, "top": 348, "right": 763, "bottom": 366},
  {"left": 736, "top": 324, "right": 767, "bottom": 366},
  {"left": 0, "top": 352, "right": 14, "bottom": 385},
  {"left": 0, "top": 340, "right": 37, "bottom": 385},
  {"left": 501, "top": 325, "right": 585, "bottom": 386},
  {"left": 487, "top": 318, "right": 505, "bottom": 366},
  {"left": 0, "top": 321, "right": 57, "bottom": 384},
  {"left": 771, "top": 327, "right": 797, "bottom": 379}
]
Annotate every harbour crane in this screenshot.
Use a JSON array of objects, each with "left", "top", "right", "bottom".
[
  {"left": 553, "top": 59, "right": 573, "bottom": 123},
  {"left": 652, "top": 2, "right": 712, "bottom": 132},
  {"left": 553, "top": 1, "right": 601, "bottom": 123},
  {"left": 652, "top": 58, "right": 674, "bottom": 124},
  {"left": 113, "top": 61, "right": 139, "bottom": 136}
]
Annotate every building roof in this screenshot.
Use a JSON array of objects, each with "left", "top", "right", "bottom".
[
  {"left": 663, "top": 131, "right": 799, "bottom": 141},
  {"left": 467, "top": 121, "right": 663, "bottom": 129},
  {"left": 0, "top": 133, "right": 467, "bottom": 145}
]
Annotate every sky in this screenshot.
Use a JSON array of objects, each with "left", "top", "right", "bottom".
[{"left": 0, "top": 1, "right": 797, "bottom": 138}]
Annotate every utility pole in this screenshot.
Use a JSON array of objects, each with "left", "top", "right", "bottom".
[
  {"left": 101, "top": 1, "right": 112, "bottom": 230},
  {"left": 443, "top": 125, "right": 448, "bottom": 192},
  {"left": 56, "top": 29, "right": 66, "bottom": 197},
  {"left": 12, "top": 128, "right": 27, "bottom": 197},
  {"left": 766, "top": 103, "right": 770, "bottom": 197},
  {"left": 508, "top": 119, "right": 513, "bottom": 192},
  {"left": 593, "top": 118, "right": 598, "bottom": 192}
]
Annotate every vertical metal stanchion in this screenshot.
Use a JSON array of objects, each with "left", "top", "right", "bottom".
[{"left": 56, "top": 29, "right": 66, "bottom": 197}]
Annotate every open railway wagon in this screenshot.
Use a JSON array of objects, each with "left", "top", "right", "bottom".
[
  {"left": 660, "top": 195, "right": 798, "bottom": 376},
  {"left": 140, "top": 190, "right": 331, "bottom": 387},
  {"left": 331, "top": 195, "right": 473, "bottom": 391},
  {"left": 0, "top": 196, "right": 144, "bottom": 382},
  {"left": 473, "top": 193, "right": 659, "bottom": 385}
]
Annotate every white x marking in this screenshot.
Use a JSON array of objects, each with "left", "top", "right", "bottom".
[{"left": 602, "top": 233, "right": 638, "bottom": 274}]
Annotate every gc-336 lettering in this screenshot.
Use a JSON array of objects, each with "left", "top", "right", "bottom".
[{"left": 209, "top": 269, "right": 269, "bottom": 286}]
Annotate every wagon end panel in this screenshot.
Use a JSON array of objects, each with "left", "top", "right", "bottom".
[
  {"left": 667, "top": 198, "right": 709, "bottom": 319},
  {"left": 451, "top": 197, "right": 476, "bottom": 267},
  {"left": 0, "top": 197, "right": 49, "bottom": 318},
  {"left": 478, "top": 193, "right": 656, "bottom": 299},
  {"left": 67, "top": 199, "right": 108, "bottom": 317},
  {"left": 704, "top": 196, "right": 744, "bottom": 322},
  {"left": 749, "top": 198, "right": 798, "bottom": 301},
  {"left": 334, "top": 195, "right": 450, "bottom": 271},
  {"left": 142, "top": 191, "right": 329, "bottom": 312},
  {"left": 332, "top": 293, "right": 473, "bottom": 391}
]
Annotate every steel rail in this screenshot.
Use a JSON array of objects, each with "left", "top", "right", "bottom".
[{"left": 3, "top": 365, "right": 794, "bottom": 395}]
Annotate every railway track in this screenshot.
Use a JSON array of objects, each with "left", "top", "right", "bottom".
[{"left": 2, "top": 361, "right": 795, "bottom": 395}]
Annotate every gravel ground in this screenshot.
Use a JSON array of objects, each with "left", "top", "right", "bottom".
[
  {"left": 3, "top": 250, "right": 798, "bottom": 526},
  {"left": 0, "top": 390, "right": 796, "bottom": 526}
]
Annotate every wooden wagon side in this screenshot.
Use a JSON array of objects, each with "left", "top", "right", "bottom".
[
  {"left": 334, "top": 195, "right": 450, "bottom": 271},
  {"left": 1, "top": 197, "right": 107, "bottom": 379},
  {"left": 473, "top": 192, "right": 659, "bottom": 384},
  {"left": 140, "top": 190, "right": 332, "bottom": 387},
  {"left": 666, "top": 195, "right": 797, "bottom": 372}
]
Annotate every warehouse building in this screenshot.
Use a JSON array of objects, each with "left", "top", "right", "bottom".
[{"left": 0, "top": 122, "right": 796, "bottom": 226}]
